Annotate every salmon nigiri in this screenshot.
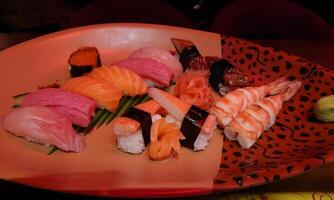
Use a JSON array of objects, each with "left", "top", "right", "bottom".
[
  {"left": 149, "top": 88, "right": 217, "bottom": 151},
  {"left": 210, "top": 76, "right": 290, "bottom": 127},
  {"left": 224, "top": 80, "right": 302, "bottom": 149},
  {"left": 86, "top": 66, "right": 148, "bottom": 97},
  {"left": 2, "top": 106, "right": 86, "bottom": 152},
  {"left": 61, "top": 76, "right": 123, "bottom": 111}
]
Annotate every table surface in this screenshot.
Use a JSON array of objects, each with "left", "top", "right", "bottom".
[{"left": 0, "top": 32, "right": 334, "bottom": 199}]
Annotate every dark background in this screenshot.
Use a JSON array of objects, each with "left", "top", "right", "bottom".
[{"left": 0, "top": 0, "right": 333, "bottom": 39}]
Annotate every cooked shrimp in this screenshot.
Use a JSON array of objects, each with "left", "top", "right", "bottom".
[
  {"left": 211, "top": 76, "right": 290, "bottom": 127},
  {"left": 149, "top": 118, "right": 183, "bottom": 161},
  {"left": 112, "top": 117, "right": 140, "bottom": 136},
  {"left": 224, "top": 80, "right": 302, "bottom": 149}
]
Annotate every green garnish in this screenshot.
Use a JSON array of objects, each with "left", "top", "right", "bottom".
[
  {"left": 116, "top": 97, "right": 136, "bottom": 117},
  {"left": 84, "top": 109, "right": 105, "bottom": 134},
  {"left": 47, "top": 146, "right": 58, "bottom": 155},
  {"left": 105, "top": 96, "right": 130, "bottom": 124},
  {"left": 96, "top": 110, "right": 112, "bottom": 128},
  {"left": 13, "top": 92, "right": 31, "bottom": 99},
  {"left": 11, "top": 104, "right": 20, "bottom": 109},
  {"left": 11, "top": 92, "right": 31, "bottom": 108}
]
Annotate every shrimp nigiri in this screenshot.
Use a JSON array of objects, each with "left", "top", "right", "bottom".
[
  {"left": 224, "top": 80, "right": 302, "bottom": 149},
  {"left": 86, "top": 66, "right": 148, "bottom": 97},
  {"left": 211, "top": 76, "right": 290, "bottom": 127},
  {"left": 61, "top": 76, "right": 123, "bottom": 111}
]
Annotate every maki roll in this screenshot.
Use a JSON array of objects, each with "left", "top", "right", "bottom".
[
  {"left": 112, "top": 100, "right": 162, "bottom": 154},
  {"left": 171, "top": 38, "right": 252, "bottom": 95},
  {"left": 68, "top": 46, "right": 101, "bottom": 77},
  {"left": 149, "top": 88, "right": 217, "bottom": 151}
]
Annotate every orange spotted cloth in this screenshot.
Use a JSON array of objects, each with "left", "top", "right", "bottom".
[{"left": 213, "top": 35, "right": 334, "bottom": 192}]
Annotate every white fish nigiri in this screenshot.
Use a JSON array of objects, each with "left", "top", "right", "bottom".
[{"left": 2, "top": 106, "right": 86, "bottom": 152}]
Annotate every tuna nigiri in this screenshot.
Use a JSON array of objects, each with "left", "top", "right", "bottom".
[
  {"left": 211, "top": 76, "right": 290, "bottom": 127},
  {"left": 114, "top": 57, "right": 174, "bottom": 86},
  {"left": 129, "top": 47, "right": 183, "bottom": 80},
  {"left": 86, "top": 66, "right": 148, "bottom": 97},
  {"left": 224, "top": 80, "right": 302, "bottom": 148},
  {"left": 22, "top": 88, "right": 97, "bottom": 127},
  {"left": 149, "top": 88, "right": 217, "bottom": 151},
  {"left": 2, "top": 106, "right": 86, "bottom": 152},
  {"left": 61, "top": 76, "right": 123, "bottom": 111}
]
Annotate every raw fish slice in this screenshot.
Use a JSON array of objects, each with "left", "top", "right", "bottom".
[
  {"left": 224, "top": 80, "right": 302, "bottom": 148},
  {"left": 51, "top": 105, "right": 90, "bottom": 127},
  {"left": 86, "top": 66, "right": 148, "bottom": 97},
  {"left": 129, "top": 47, "right": 183, "bottom": 80},
  {"left": 114, "top": 57, "right": 173, "bottom": 86},
  {"left": 61, "top": 76, "right": 123, "bottom": 111},
  {"left": 22, "top": 88, "right": 97, "bottom": 127},
  {"left": 2, "top": 106, "right": 86, "bottom": 152}
]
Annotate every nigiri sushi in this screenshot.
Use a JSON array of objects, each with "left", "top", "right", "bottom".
[
  {"left": 210, "top": 76, "right": 290, "bottom": 127},
  {"left": 86, "top": 66, "right": 148, "bottom": 97},
  {"left": 129, "top": 47, "right": 183, "bottom": 80},
  {"left": 61, "top": 76, "right": 123, "bottom": 111},
  {"left": 112, "top": 100, "right": 162, "bottom": 154},
  {"left": 1, "top": 106, "right": 86, "bottom": 152},
  {"left": 149, "top": 88, "right": 217, "bottom": 151},
  {"left": 114, "top": 57, "right": 174, "bottom": 86},
  {"left": 224, "top": 80, "right": 302, "bottom": 148},
  {"left": 22, "top": 88, "right": 97, "bottom": 127}
]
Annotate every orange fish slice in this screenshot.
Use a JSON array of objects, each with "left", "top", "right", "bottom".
[
  {"left": 86, "top": 66, "right": 148, "bottom": 97},
  {"left": 61, "top": 76, "right": 122, "bottom": 111}
]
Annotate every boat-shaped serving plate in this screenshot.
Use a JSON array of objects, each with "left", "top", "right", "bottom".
[{"left": 0, "top": 23, "right": 333, "bottom": 198}]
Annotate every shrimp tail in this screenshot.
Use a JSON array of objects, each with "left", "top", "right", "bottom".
[
  {"left": 268, "top": 76, "right": 290, "bottom": 95},
  {"left": 282, "top": 80, "right": 302, "bottom": 101}
]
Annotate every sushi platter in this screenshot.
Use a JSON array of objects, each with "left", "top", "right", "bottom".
[{"left": 0, "top": 23, "right": 333, "bottom": 197}]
